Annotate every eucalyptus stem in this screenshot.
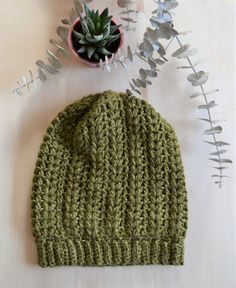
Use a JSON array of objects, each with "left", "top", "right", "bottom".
[
  {"left": 176, "top": 35, "right": 223, "bottom": 187},
  {"left": 126, "top": 5, "right": 130, "bottom": 31}
]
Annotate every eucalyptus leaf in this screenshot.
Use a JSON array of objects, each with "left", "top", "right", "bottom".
[
  {"left": 132, "top": 79, "right": 138, "bottom": 86},
  {"left": 14, "top": 88, "right": 23, "bottom": 96},
  {"left": 172, "top": 44, "right": 191, "bottom": 57},
  {"left": 157, "top": 23, "right": 178, "bottom": 39},
  {"left": 121, "top": 17, "right": 137, "bottom": 23},
  {"left": 187, "top": 71, "right": 209, "bottom": 86},
  {"left": 190, "top": 88, "right": 219, "bottom": 98},
  {"left": 29, "top": 70, "right": 34, "bottom": 82},
  {"left": 129, "top": 81, "right": 135, "bottom": 90},
  {"left": 117, "top": 0, "right": 133, "bottom": 8},
  {"left": 155, "top": 11, "right": 172, "bottom": 23},
  {"left": 105, "top": 55, "right": 111, "bottom": 72},
  {"left": 74, "top": 0, "right": 83, "bottom": 14},
  {"left": 212, "top": 175, "right": 229, "bottom": 178},
  {"left": 49, "top": 39, "right": 68, "bottom": 57},
  {"left": 205, "top": 126, "right": 222, "bottom": 135},
  {"left": 210, "top": 150, "right": 227, "bottom": 156},
  {"left": 178, "top": 31, "right": 192, "bottom": 35},
  {"left": 198, "top": 101, "right": 217, "bottom": 110},
  {"left": 111, "top": 54, "right": 118, "bottom": 70},
  {"left": 130, "top": 80, "right": 141, "bottom": 94},
  {"left": 47, "top": 50, "right": 62, "bottom": 70},
  {"left": 155, "top": 58, "right": 166, "bottom": 65},
  {"left": 61, "top": 18, "right": 71, "bottom": 25},
  {"left": 213, "top": 167, "right": 229, "bottom": 170},
  {"left": 22, "top": 76, "right": 30, "bottom": 91},
  {"left": 70, "top": 8, "right": 78, "bottom": 23},
  {"left": 146, "top": 28, "right": 158, "bottom": 42},
  {"left": 198, "top": 118, "right": 224, "bottom": 124},
  {"left": 177, "top": 65, "right": 192, "bottom": 69},
  {"left": 127, "top": 45, "right": 133, "bottom": 61},
  {"left": 209, "top": 158, "right": 233, "bottom": 164},
  {"left": 57, "top": 26, "right": 69, "bottom": 42},
  {"left": 38, "top": 68, "right": 47, "bottom": 83},
  {"left": 133, "top": 88, "right": 141, "bottom": 95},
  {"left": 135, "top": 51, "right": 147, "bottom": 62},
  {"left": 119, "top": 9, "right": 137, "bottom": 15},
  {"left": 145, "top": 69, "right": 157, "bottom": 78},
  {"left": 205, "top": 89, "right": 220, "bottom": 96},
  {"left": 136, "top": 78, "right": 147, "bottom": 88},
  {"left": 197, "top": 118, "right": 211, "bottom": 123},
  {"left": 126, "top": 89, "right": 133, "bottom": 95},
  {"left": 157, "top": 0, "right": 179, "bottom": 10},
  {"left": 142, "top": 50, "right": 153, "bottom": 58},
  {"left": 143, "top": 39, "right": 154, "bottom": 53},
  {"left": 214, "top": 181, "right": 222, "bottom": 185},
  {"left": 139, "top": 68, "right": 147, "bottom": 80},
  {"left": 36, "top": 60, "right": 58, "bottom": 74},
  {"left": 123, "top": 26, "right": 136, "bottom": 32},
  {"left": 118, "top": 59, "right": 126, "bottom": 69},
  {"left": 148, "top": 58, "right": 157, "bottom": 69},
  {"left": 190, "top": 92, "right": 202, "bottom": 98},
  {"left": 204, "top": 141, "right": 230, "bottom": 147},
  {"left": 143, "top": 79, "right": 151, "bottom": 86},
  {"left": 175, "top": 48, "right": 198, "bottom": 59}
]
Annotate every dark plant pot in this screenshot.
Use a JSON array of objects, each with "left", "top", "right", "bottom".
[{"left": 68, "top": 17, "right": 124, "bottom": 67}]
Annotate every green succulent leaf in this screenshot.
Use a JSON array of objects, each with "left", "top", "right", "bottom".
[
  {"left": 93, "top": 34, "right": 104, "bottom": 41},
  {"left": 81, "top": 21, "right": 90, "bottom": 34},
  {"left": 86, "top": 17, "right": 96, "bottom": 33},
  {"left": 93, "top": 52, "right": 99, "bottom": 60},
  {"left": 87, "top": 46, "right": 96, "bottom": 59},
  {"left": 97, "top": 47, "right": 112, "bottom": 55},
  {"left": 79, "top": 38, "right": 90, "bottom": 45},
  {"left": 95, "top": 40, "right": 107, "bottom": 47},
  {"left": 110, "top": 24, "right": 122, "bottom": 35},
  {"left": 84, "top": 4, "right": 92, "bottom": 18},
  {"left": 100, "top": 7, "right": 109, "bottom": 19},
  {"left": 86, "top": 34, "right": 98, "bottom": 43},
  {"left": 77, "top": 46, "right": 86, "bottom": 53},
  {"left": 106, "top": 34, "right": 121, "bottom": 45},
  {"left": 71, "top": 4, "right": 122, "bottom": 61},
  {"left": 73, "top": 30, "right": 84, "bottom": 40}
]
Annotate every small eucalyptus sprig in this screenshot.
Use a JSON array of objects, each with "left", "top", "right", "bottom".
[
  {"left": 125, "top": 0, "right": 232, "bottom": 188},
  {"left": 172, "top": 35, "right": 232, "bottom": 187},
  {"left": 13, "top": 0, "right": 92, "bottom": 95},
  {"left": 118, "top": 0, "right": 138, "bottom": 32}
]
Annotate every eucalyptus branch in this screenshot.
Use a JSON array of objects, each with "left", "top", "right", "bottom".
[
  {"left": 124, "top": 0, "right": 232, "bottom": 187},
  {"left": 174, "top": 35, "right": 232, "bottom": 187},
  {"left": 13, "top": 0, "right": 90, "bottom": 95},
  {"left": 118, "top": 0, "right": 138, "bottom": 32}
]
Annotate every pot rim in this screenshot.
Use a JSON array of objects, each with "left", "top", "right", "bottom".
[{"left": 68, "top": 16, "right": 124, "bottom": 67}]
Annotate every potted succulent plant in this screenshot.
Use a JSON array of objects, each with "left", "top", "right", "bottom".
[{"left": 68, "top": 4, "right": 124, "bottom": 67}]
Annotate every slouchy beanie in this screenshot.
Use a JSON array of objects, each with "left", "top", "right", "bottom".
[{"left": 31, "top": 90, "right": 188, "bottom": 267}]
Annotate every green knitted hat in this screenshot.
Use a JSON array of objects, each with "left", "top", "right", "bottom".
[{"left": 31, "top": 90, "right": 188, "bottom": 267}]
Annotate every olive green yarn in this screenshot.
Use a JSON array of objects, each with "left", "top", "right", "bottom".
[{"left": 31, "top": 90, "right": 188, "bottom": 267}]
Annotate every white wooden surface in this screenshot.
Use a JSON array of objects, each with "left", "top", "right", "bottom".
[{"left": 0, "top": 1, "right": 235, "bottom": 287}]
